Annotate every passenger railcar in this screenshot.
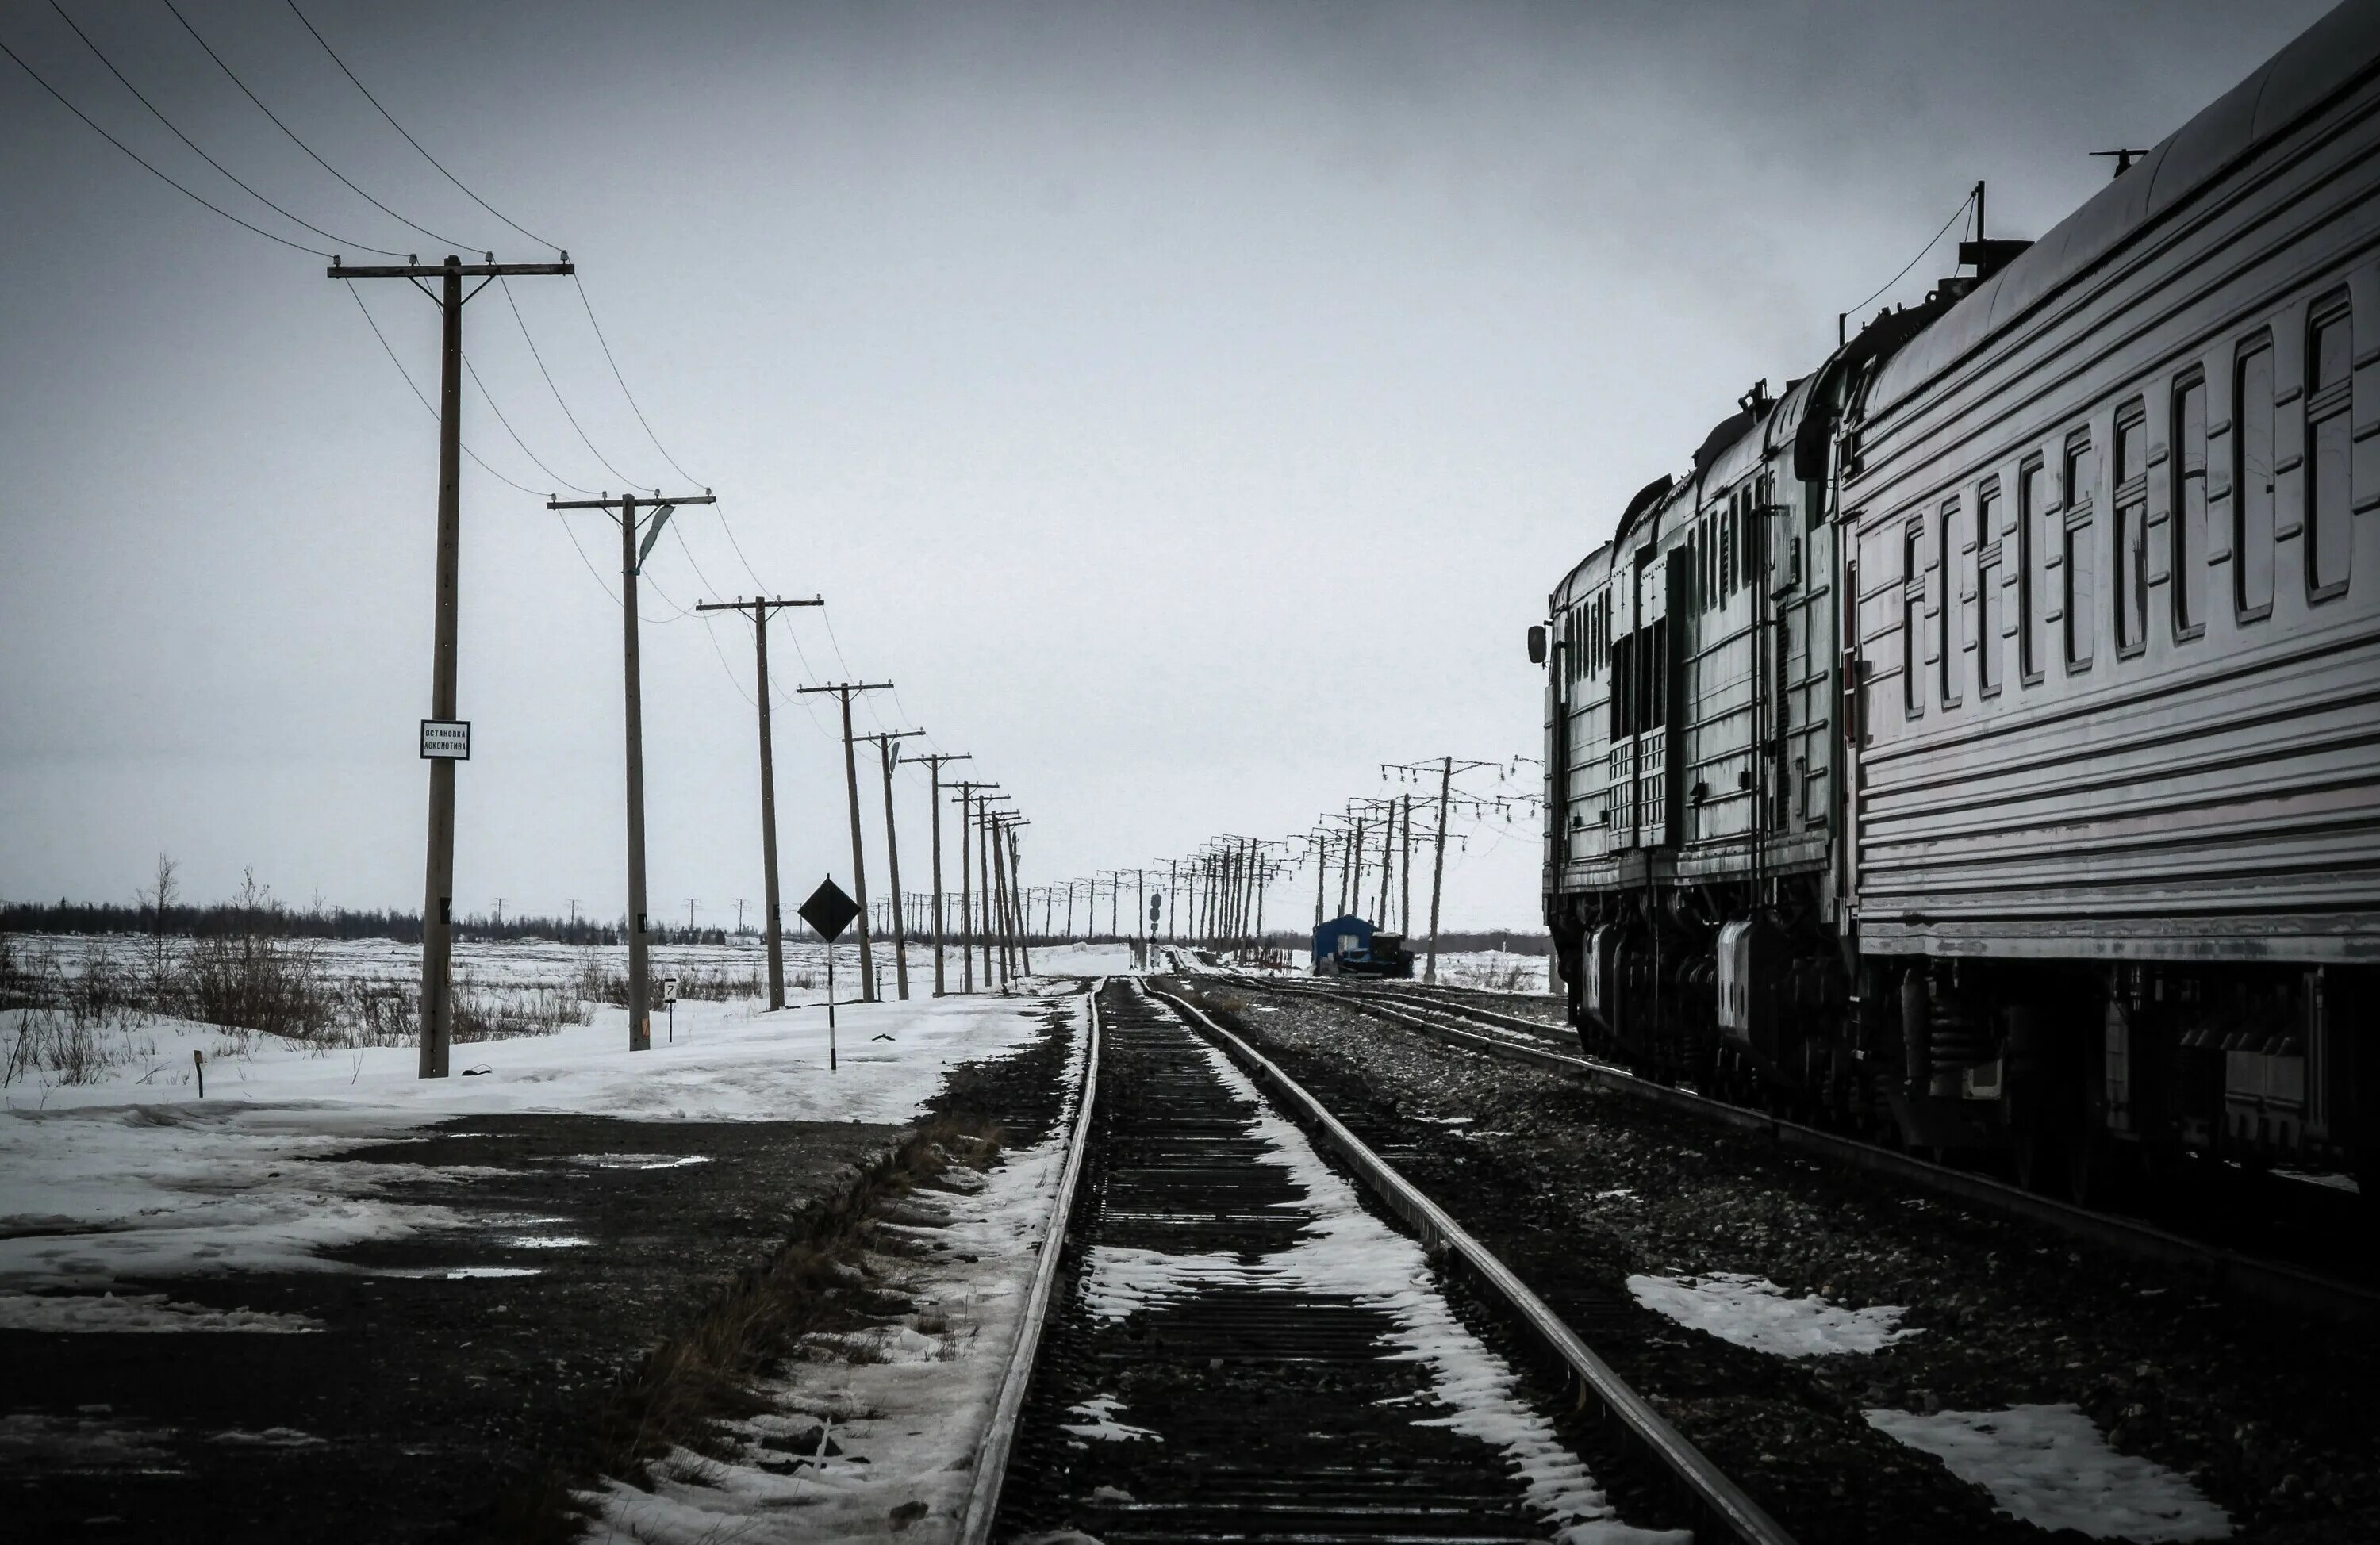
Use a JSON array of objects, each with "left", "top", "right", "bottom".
[{"left": 1537, "top": 0, "right": 2380, "bottom": 1199}]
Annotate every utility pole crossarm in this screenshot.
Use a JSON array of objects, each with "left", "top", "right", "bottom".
[
  {"left": 330, "top": 260, "right": 574, "bottom": 278},
  {"left": 694, "top": 596, "right": 823, "bottom": 614},
  {"left": 547, "top": 494, "right": 716, "bottom": 510},
  {"left": 795, "top": 680, "right": 895, "bottom": 695}
]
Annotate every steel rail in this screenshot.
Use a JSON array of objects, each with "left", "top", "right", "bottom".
[
  {"left": 956, "top": 978, "right": 1104, "bottom": 1543},
  {"left": 1146, "top": 982, "right": 1798, "bottom": 1545},
  {"left": 1235, "top": 974, "right": 2380, "bottom": 1324}
]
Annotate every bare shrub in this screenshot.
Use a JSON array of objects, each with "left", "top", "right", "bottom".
[
  {"left": 182, "top": 872, "right": 336, "bottom": 1040},
  {"left": 136, "top": 853, "right": 179, "bottom": 999},
  {"left": 574, "top": 959, "right": 762, "bottom": 1008},
  {"left": 453, "top": 983, "right": 591, "bottom": 1042}
]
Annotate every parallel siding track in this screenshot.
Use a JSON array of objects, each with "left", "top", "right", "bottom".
[{"left": 1220, "top": 970, "right": 2380, "bottom": 1324}]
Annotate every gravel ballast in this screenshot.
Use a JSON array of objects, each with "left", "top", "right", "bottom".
[{"left": 1184, "top": 980, "right": 2380, "bottom": 1544}]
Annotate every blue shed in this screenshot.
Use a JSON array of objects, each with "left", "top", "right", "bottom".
[{"left": 1311, "top": 914, "right": 1375, "bottom": 973}]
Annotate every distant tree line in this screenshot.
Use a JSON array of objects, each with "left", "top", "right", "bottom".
[
  {"left": 0, "top": 857, "right": 763, "bottom": 948},
  {"left": 0, "top": 897, "right": 763, "bottom": 948}
]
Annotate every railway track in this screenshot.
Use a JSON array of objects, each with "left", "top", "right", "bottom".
[
  {"left": 965, "top": 977, "right": 1789, "bottom": 1545},
  {"left": 1215, "top": 969, "right": 2380, "bottom": 1324}
]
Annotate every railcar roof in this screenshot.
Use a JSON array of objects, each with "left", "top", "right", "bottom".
[
  {"left": 1552, "top": 539, "right": 1613, "bottom": 610},
  {"left": 1868, "top": 0, "right": 2380, "bottom": 416}
]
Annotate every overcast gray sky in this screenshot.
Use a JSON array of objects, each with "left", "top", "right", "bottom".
[{"left": 0, "top": 0, "right": 2336, "bottom": 932}]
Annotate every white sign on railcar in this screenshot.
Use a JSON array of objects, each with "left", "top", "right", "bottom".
[{"left": 418, "top": 720, "right": 472, "bottom": 760}]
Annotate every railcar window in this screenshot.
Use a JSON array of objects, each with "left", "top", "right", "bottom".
[
  {"left": 2064, "top": 433, "right": 2096, "bottom": 669},
  {"left": 2309, "top": 298, "right": 2352, "bottom": 598},
  {"left": 1939, "top": 497, "right": 1963, "bottom": 705},
  {"left": 2173, "top": 376, "right": 2208, "bottom": 636},
  {"left": 2237, "top": 339, "right": 2276, "bottom": 618},
  {"left": 1903, "top": 521, "right": 1925, "bottom": 715},
  {"left": 1721, "top": 508, "right": 1735, "bottom": 597},
  {"left": 1976, "top": 481, "right": 2002, "bottom": 696},
  {"left": 2115, "top": 407, "right": 2148, "bottom": 653},
  {"left": 2021, "top": 460, "right": 2050, "bottom": 681}
]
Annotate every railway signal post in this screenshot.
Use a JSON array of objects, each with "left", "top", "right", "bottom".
[
  {"left": 330, "top": 253, "right": 573, "bottom": 1079},
  {"left": 694, "top": 595, "right": 823, "bottom": 1011},
  {"left": 551, "top": 489, "right": 718, "bottom": 1049}
]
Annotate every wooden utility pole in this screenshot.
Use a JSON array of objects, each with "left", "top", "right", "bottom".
[
  {"left": 1399, "top": 794, "right": 1415, "bottom": 934},
  {"left": 988, "top": 812, "right": 1016, "bottom": 989},
  {"left": 551, "top": 489, "right": 717, "bottom": 1051},
  {"left": 333, "top": 253, "right": 573, "bottom": 1078},
  {"left": 1311, "top": 831, "right": 1327, "bottom": 927},
  {"left": 910, "top": 753, "right": 971, "bottom": 995},
  {"left": 797, "top": 681, "right": 893, "bottom": 1000},
  {"left": 1004, "top": 819, "right": 1034, "bottom": 978},
  {"left": 858, "top": 730, "right": 923, "bottom": 999},
  {"left": 976, "top": 791, "right": 1012, "bottom": 985},
  {"left": 947, "top": 780, "right": 992, "bottom": 992},
  {"left": 695, "top": 595, "right": 822, "bottom": 1010}
]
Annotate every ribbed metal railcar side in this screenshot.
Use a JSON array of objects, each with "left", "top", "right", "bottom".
[
  {"left": 1846, "top": 2, "right": 2380, "bottom": 966},
  {"left": 1537, "top": 0, "right": 2380, "bottom": 1189}
]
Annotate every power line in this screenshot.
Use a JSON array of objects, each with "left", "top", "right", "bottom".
[
  {"left": 499, "top": 275, "right": 650, "bottom": 492},
  {"left": 553, "top": 512, "right": 620, "bottom": 605},
  {"left": 574, "top": 272, "right": 700, "bottom": 485},
  {"left": 0, "top": 33, "right": 332, "bottom": 257},
  {"left": 463, "top": 353, "right": 598, "bottom": 495},
  {"left": 342, "top": 280, "right": 550, "bottom": 496},
  {"left": 282, "top": 0, "right": 561, "bottom": 255},
  {"left": 48, "top": 1, "right": 408, "bottom": 258},
  {"left": 159, "top": 0, "right": 481, "bottom": 253}
]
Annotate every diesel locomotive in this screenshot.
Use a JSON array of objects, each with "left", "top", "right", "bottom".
[{"left": 1535, "top": 0, "right": 2380, "bottom": 1202}]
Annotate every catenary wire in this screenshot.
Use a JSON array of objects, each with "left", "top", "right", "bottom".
[
  {"left": 1, "top": 34, "right": 333, "bottom": 256},
  {"left": 500, "top": 276, "right": 653, "bottom": 492},
  {"left": 1842, "top": 189, "right": 1975, "bottom": 323},
  {"left": 159, "top": 0, "right": 482, "bottom": 254},
  {"left": 282, "top": 0, "right": 560, "bottom": 255},
  {"left": 48, "top": 2, "right": 409, "bottom": 258}
]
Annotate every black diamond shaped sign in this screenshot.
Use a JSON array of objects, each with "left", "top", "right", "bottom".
[{"left": 799, "top": 877, "right": 859, "bottom": 942}]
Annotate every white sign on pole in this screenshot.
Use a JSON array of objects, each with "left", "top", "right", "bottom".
[{"left": 419, "top": 720, "right": 472, "bottom": 760}]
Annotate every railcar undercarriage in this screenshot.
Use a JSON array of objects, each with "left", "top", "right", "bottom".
[{"left": 1548, "top": 880, "right": 2374, "bottom": 1206}]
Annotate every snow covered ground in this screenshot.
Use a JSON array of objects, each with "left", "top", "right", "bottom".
[
  {"left": 1625, "top": 1271, "right": 1921, "bottom": 1358},
  {"left": 1, "top": 989, "right": 1057, "bottom": 1321},
  {"left": 1622, "top": 1273, "right": 2227, "bottom": 1540},
  {"left": 1866, "top": 1405, "right": 2232, "bottom": 1541},
  {"left": 588, "top": 995, "right": 1093, "bottom": 1544}
]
